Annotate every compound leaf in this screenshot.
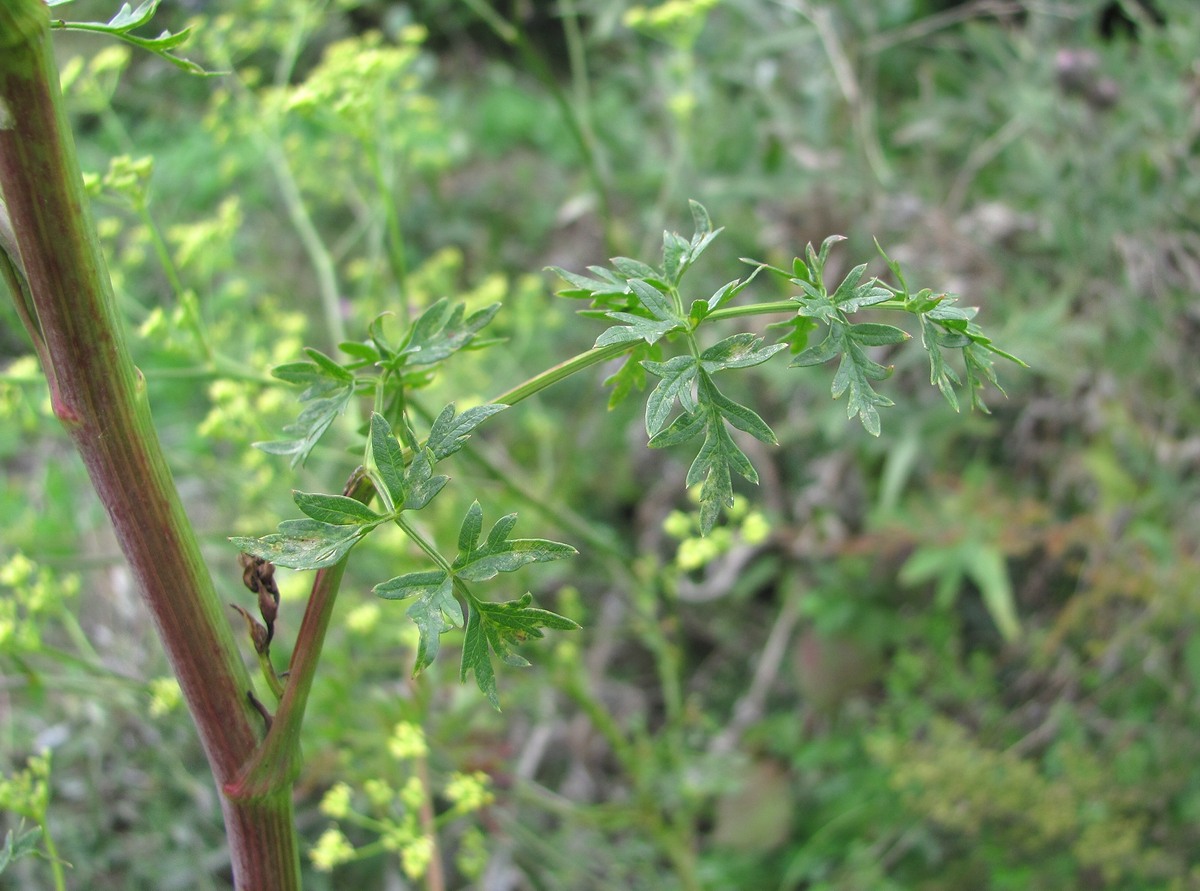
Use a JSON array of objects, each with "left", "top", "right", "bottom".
[
  {"left": 367, "top": 412, "right": 408, "bottom": 509},
  {"left": 452, "top": 503, "right": 577, "bottom": 583},
  {"left": 374, "top": 570, "right": 463, "bottom": 674},
  {"left": 293, "top": 490, "right": 383, "bottom": 525},
  {"left": 426, "top": 403, "right": 508, "bottom": 461},
  {"left": 461, "top": 592, "right": 581, "bottom": 709},
  {"left": 230, "top": 518, "right": 369, "bottom": 571}
]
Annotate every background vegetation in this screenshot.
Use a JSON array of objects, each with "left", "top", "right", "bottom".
[{"left": 3, "top": 0, "right": 1199, "bottom": 888}]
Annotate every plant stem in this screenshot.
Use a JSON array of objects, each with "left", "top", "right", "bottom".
[
  {"left": 490, "top": 341, "right": 631, "bottom": 407},
  {"left": 228, "top": 469, "right": 373, "bottom": 801},
  {"left": 459, "top": 0, "right": 619, "bottom": 253},
  {"left": 37, "top": 814, "right": 67, "bottom": 891},
  {"left": 0, "top": 5, "right": 299, "bottom": 886},
  {"left": 488, "top": 297, "right": 802, "bottom": 409},
  {"left": 371, "top": 143, "right": 411, "bottom": 322}
]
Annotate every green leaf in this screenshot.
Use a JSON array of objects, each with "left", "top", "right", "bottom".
[
  {"left": 628, "top": 278, "right": 678, "bottom": 322},
  {"left": 403, "top": 449, "right": 449, "bottom": 511},
  {"left": 792, "top": 280, "right": 840, "bottom": 323},
  {"left": 700, "top": 333, "right": 787, "bottom": 371},
  {"left": 602, "top": 342, "right": 657, "bottom": 408},
  {"left": 963, "top": 546, "right": 1020, "bottom": 643},
  {"left": 337, "top": 340, "right": 380, "bottom": 364},
  {"left": 790, "top": 325, "right": 844, "bottom": 367},
  {"left": 231, "top": 519, "right": 369, "bottom": 571},
  {"left": 702, "top": 376, "right": 777, "bottom": 445},
  {"left": 830, "top": 264, "right": 893, "bottom": 312},
  {"left": 390, "top": 299, "right": 500, "bottom": 373},
  {"left": 461, "top": 592, "right": 581, "bottom": 709},
  {"left": 461, "top": 605, "right": 499, "bottom": 707},
  {"left": 689, "top": 199, "right": 713, "bottom": 238},
  {"left": 587, "top": 275, "right": 682, "bottom": 345},
  {"left": 610, "top": 256, "right": 660, "bottom": 281},
  {"left": 919, "top": 315, "right": 963, "bottom": 411},
  {"left": 256, "top": 350, "right": 356, "bottom": 467},
  {"left": 686, "top": 412, "right": 758, "bottom": 534},
  {"left": 108, "top": 1, "right": 159, "bottom": 31},
  {"left": 831, "top": 342, "right": 895, "bottom": 437},
  {"left": 457, "top": 500, "right": 484, "bottom": 555},
  {"left": 293, "top": 491, "right": 383, "bottom": 525},
  {"left": 648, "top": 374, "right": 769, "bottom": 534},
  {"left": 849, "top": 322, "right": 910, "bottom": 347},
  {"left": 594, "top": 313, "right": 679, "bottom": 347},
  {"left": 452, "top": 503, "right": 577, "bottom": 582},
  {"left": 374, "top": 570, "right": 463, "bottom": 674},
  {"left": 425, "top": 403, "right": 508, "bottom": 461},
  {"left": 642, "top": 355, "right": 699, "bottom": 438},
  {"left": 367, "top": 412, "right": 408, "bottom": 509},
  {"left": 407, "top": 577, "right": 462, "bottom": 673},
  {"left": 646, "top": 407, "right": 706, "bottom": 449},
  {"left": 768, "top": 314, "right": 819, "bottom": 355},
  {"left": 662, "top": 229, "right": 692, "bottom": 285},
  {"left": 0, "top": 824, "right": 43, "bottom": 874},
  {"left": 547, "top": 264, "right": 629, "bottom": 300}
]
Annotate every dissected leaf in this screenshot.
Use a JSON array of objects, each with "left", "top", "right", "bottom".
[
  {"left": 387, "top": 299, "right": 500, "bottom": 375},
  {"left": 460, "top": 593, "right": 580, "bottom": 709},
  {"left": 686, "top": 412, "right": 758, "bottom": 534},
  {"left": 594, "top": 278, "right": 685, "bottom": 347},
  {"left": 647, "top": 374, "right": 773, "bottom": 533},
  {"left": 831, "top": 342, "right": 895, "bottom": 437},
  {"left": 293, "top": 490, "right": 383, "bottom": 525},
  {"left": 703, "top": 377, "right": 777, "bottom": 444},
  {"left": 594, "top": 313, "right": 679, "bottom": 347},
  {"left": 231, "top": 518, "right": 369, "bottom": 571},
  {"left": 628, "top": 278, "right": 677, "bottom": 322},
  {"left": 425, "top": 403, "right": 508, "bottom": 461},
  {"left": 452, "top": 503, "right": 577, "bottom": 582},
  {"left": 374, "top": 570, "right": 463, "bottom": 674},
  {"left": 367, "top": 412, "right": 408, "bottom": 509},
  {"left": 700, "top": 333, "right": 787, "bottom": 371},
  {"left": 402, "top": 449, "right": 449, "bottom": 510},
  {"left": 255, "top": 349, "right": 356, "bottom": 467},
  {"left": 602, "top": 342, "right": 657, "bottom": 408},
  {"left": 0, "top": 824, "right": 43, "bottom": 874},
  {"left": 642, "top": 355, "right": 699, "bottom": 438},
  {"left": 546, "top": 264, "right": 630, "bottom": 301},
  {"left": 407, "top": 578, "right": 462, "bottom": 673}
]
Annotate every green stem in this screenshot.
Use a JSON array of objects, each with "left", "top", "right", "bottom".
[
  {"left": 488, "top": 298, "right": 801, "bottom": 409},
  {"left": 211, "top": 11, "right": 346, "bottom": 352},
  {"left": 135, "top": 202, "right": 217, "bottom": 362},
  {"left": 136, "top": 201, "right": 186, "bottom": 303},
  {"left": 395, "top": 513, "right": 453, "bottom": 574},
  {"left": 459, "top": 0, "right": 618, "bottom": 253},
  {"left": 37, "top": 815, "right": 67, "bottom": 891},
  {"left": 371, "top": 144, "right": 410, "bottom": 322},
  {"left": 490, "top": 341, "right": 631, "bottom": 407}
]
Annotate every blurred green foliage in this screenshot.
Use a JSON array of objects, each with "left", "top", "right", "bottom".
[{"left": 3, "top": 0, "right": 1200, "bottom": 888}]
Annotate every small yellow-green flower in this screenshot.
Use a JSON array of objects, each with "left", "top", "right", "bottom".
[
  {"left": 363, "top": 778, "right": 394, "bottom": 809},
  {"left": 445, "top": 771, "right": 494, "bottom": 813},
  {"left": 0, "top": 553, "right": 35, "bottom": 588},
  {"left": 740, "top": 510, "right": 772, "bottom": 545},
  {"left": 148, "top": 677, "right": 182, "bottom": 717},
  {"left": 399, "top": 776, "right": 426, "bottom": 812},
  {"left": 310, "top": 827, "right": 355, "bottom": 872},
  {"left": 388, "top": 721, "right": 428, "bottom": 761},
  {"left": 319, "top": 782, "right": 353, "bottom": 820},
  {"left": 399, "top": 834, "right": 433, "bottom": 880}
]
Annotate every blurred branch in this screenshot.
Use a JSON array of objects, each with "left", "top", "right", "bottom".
[{"left": 864, "top": 0, "right": 1028, "bottom": 55}]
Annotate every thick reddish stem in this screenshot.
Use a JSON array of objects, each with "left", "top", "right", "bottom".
[{"left": 0, "top": 3, "right": 300, "bottom": 887}]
